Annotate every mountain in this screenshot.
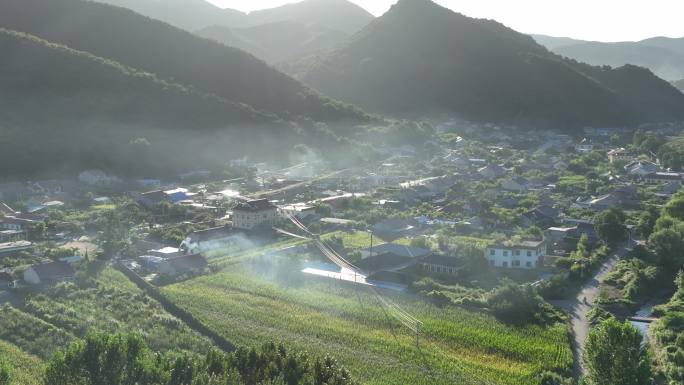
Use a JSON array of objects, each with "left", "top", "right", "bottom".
[
  {"left": 94, "top": 0, "right": 374, "bottom": 34},
  {"left": 196, "top": 21, "right": 348, "bottom": 64},
  {"left": 0, "top": 0, "right": 368, "bottom": 123},
  {"left": 675, "top": 79, "right": 684, "bottom": 91},
  {"left": 92, "top": 0, "right": 246, "bottom": 31},
  {"left": 295, "top": 0, "right": 684, "bottom": 128},
  {"left": 535, "top": 35, "right": 684, "bottom": 81},
  {"left": 531, "top": 34, "right": 586, "bottom": 49},
  {"left": 0, "top": 28, "right": 289, "bottom": 177},
  {"left": 244, "top": 0, "right": 374, "bottom": 35}
]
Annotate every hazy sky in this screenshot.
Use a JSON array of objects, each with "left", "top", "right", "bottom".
[{"left": 206, "top": 0, "right": 684, "bottom": 42}]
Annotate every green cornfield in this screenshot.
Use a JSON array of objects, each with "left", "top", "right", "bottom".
[{"left": 163, "top": 262, "right": 572, "bottom": 385}]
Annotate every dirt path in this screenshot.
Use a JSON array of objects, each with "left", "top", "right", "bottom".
[{"left": 551, "top": 244, "right": 630, "bottom": 378}]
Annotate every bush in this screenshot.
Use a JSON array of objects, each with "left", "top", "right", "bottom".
[{"left": 487, "top": 281, "right": 561, "bottom": 325}]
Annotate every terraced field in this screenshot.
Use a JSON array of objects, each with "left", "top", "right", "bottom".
[
  {"left": 163, "top": 261, "right": 572, "bottom": 385},
  {"left": 20, "top": 267, "right": 211, "bottom": 354}
]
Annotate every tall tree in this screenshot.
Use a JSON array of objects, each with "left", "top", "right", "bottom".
[
  {"left": 583, "top": 318, "right": 652, "bottom": 385},
  {"left": 594, "top": 208, "right": 627, "bottom": 246}
]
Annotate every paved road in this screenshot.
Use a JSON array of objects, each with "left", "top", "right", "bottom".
[{"left": 550, "top": 244, "right": 631, "bottom": 378}]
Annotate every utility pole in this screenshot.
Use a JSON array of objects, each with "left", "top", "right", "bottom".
[{"left": 368, "top": 229, "right": 374, "bottom": 258}]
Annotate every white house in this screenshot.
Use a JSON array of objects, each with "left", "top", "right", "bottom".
[
  {"left": 485, "top": 240, "right": 546, "bottom": 269},
  {"left": 625, "top": 160, "right": 659, "bottom": 177},
  {"left": 607, "top": 148, "right": 636, "bottom": 163},
  {"left": 643, "top": 172, "right": 681, "bottom": 185},
  {"left": 232, "top": 199, "right": 279, "bottom": 230},
  {"left": 279, "top": 203, "right": 316, "bottom": 220}
]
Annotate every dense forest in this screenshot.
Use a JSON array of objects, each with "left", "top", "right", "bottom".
[
  {"left": 0, "top": 28, "right": 318, "bottom": 178},
  {"left": 0, "top": 0, "right": 369, "bottom": 123},
  {"left": 294, "top": 0, "right": 684, "bottom": 128}
]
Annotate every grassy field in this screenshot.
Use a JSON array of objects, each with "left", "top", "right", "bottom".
[
  {"left": 0, "top": 305, "right": 74, "bottom": 360},
  {"left": 321, "top": 231, "right": 413, "bottom": 249},
  {"left": 0, "top": 340, "right": 44, "bottom": 385},
  {"left": 20, "top": 267, "right": 211, "bottom": 354},
  {"left": 163, "top": 260, "right": 572, "bottom": 385}
]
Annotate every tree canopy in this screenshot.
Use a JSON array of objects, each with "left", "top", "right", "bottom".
[{"left": 582, "top": 318, "right": 652, "bottom": 385}]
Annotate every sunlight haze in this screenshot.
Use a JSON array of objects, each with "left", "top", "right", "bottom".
[{"left": 208, "top": 0, "right": 684, "bottom": 41}]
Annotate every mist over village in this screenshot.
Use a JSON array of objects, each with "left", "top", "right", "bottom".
[{"left": 1, "top": 1, "right": 684, "bottom": 385}]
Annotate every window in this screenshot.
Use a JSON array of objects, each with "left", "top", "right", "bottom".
[
  {"left": 526, "top": 251, "right": 532, "bottom": 257},
  {"left": 514, "top": 250, "right": 520, "bottom": 256},
  {"left": 512, "top": 260, "right": 520, "bottom": 267},
  {"left": 526, "top": 261, "right": 532, "bottom": 268},
  {"left": 490, "top": 249, "right": 495, "bottom": 256},
  {"left": 503, "top": 251, "right": 508, "bottom": 256},
  {"left": 502, "top": 261, "right": 508, "bottom": 268}
]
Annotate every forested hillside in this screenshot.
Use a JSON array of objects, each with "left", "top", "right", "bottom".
[
  {"left": 295, "top": 0, "right": 684, "bottom": 128},
  {"left": 0, "top": 28, "right": 358, "bottom": 178},
  {"left": 0, "top": 0, "right": 368, "bottom": 123}
]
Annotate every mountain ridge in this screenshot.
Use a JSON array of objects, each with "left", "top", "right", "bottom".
[
  {"left": 0, "top": 0, "right": 370, "bottom": 123},
  {"left": 94, "top": 0, "right": 374, "bottom": 34},
  {"left": 534, "top": 34, "right": 684, "bottom": 81},
  {"left": 294, "top": 0, "right": 684, "bottom": 128},
  {"left": 196, "top": 20, "right": 348, "bottom": 64}
]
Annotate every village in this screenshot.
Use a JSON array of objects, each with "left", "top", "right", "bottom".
[
  {"left": 0, "top": 122, "right": 680, "bottom": 297},
  {"left": 2, "top": 121, "right": 684, "bottom": 385}
]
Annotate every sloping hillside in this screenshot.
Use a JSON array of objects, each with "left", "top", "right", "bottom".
[
  {"left": 245, "top": 0, "right": 374, "bottom": 35},
  {"left": 535, "top": 35, "right": 684, "bottom": 81},
  {"left": 296, "top": 0, "right": 684, "bottom": 128},
  {"left": 94, "top": 0, "right": 374, "bottom": 34},
  {"left": 196, "top": 21, "right": 348, "bottom": 64},
  {"left": 674, "top": 79, "right": 684, "bottom": 91},
  {"left": 0, "top": 0, "right": 368, "bottom": 123},
  {"left": 0, "top": 28, "right": 336, "bottom": 177},
  {"left": 93, "top": 0, "right": 246, "bottom": 31}
]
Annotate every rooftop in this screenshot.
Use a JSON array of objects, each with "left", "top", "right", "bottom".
[{"left": 233, "top": 199, "right": 277, "bottom": 212}]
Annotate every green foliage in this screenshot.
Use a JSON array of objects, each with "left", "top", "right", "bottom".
[
  {"left": 594, "top": 208, "right": 627, "bottom": 246},
  {"left": 0, "top": 306, "right": 74, "bottom": 360},
  {"left": 658, "top": 134, "right": 684, "bottom": 171},
  {"left": 602, "top": 258, "right": 661, "bottom": 303},
  {"left": 163, "top": 266, "right": 573, "bottom": 385},
  {"left": 633, "top": 129, "right": 667, "bottom": 154},
  {"left": 0, "top": 361, "right": 10, "bottom": 385},
  {"left": 22, "top": 268, "right": 210, "bottom": 354},
  {"left": 582, "top": 318, "right": 652, "bottom": 385},
  {"left": 652, "top": 271, "right": 684, "bottom": 385},
  {"left": 0, "top": 341, "right": 43, "bottom": 385},
  {"left": 536, "top": 371, "right": 572, "bottom": 385},
  {"left": 44, "top": 332, "right": 357, "bottom": 385},
  {"left": 487, "top": 281, "right": 561, "bottom": 325},
  {"left": 636, "top": 206, "right": 660, "bottom": 238}
]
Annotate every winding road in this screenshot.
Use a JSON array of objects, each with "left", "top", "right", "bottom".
[{"left": 550, "top": 243, "right": 631, "bottom": 378}]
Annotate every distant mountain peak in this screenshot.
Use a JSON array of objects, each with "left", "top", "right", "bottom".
[{"left": 294, "top": 0, "right": 684, "bottom": 127}]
